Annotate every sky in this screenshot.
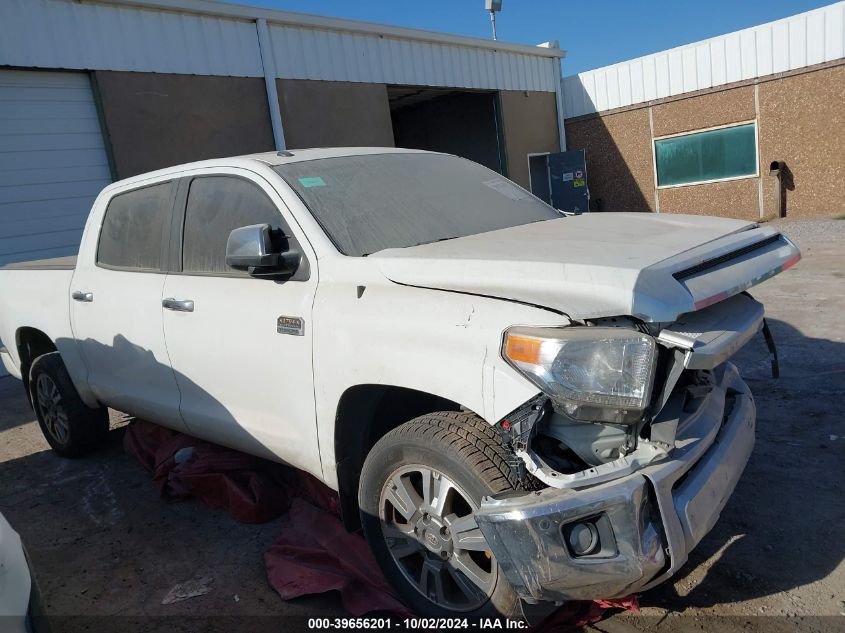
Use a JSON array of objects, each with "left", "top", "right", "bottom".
[{"left": 227, "top": 0, "right": 834, "bottom": 75}]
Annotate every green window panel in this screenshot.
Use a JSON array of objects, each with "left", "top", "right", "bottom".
[{"left": 654, "top": 123, "right": 757, "bottom": 187}]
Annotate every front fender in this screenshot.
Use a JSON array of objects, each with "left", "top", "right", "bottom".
[{"left": 312, "top": 267, "right": 567, "bottom": 489}]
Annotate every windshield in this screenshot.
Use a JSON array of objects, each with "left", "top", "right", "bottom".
[{"left": 274, "top": 153, "right": 559, "bottom": 256}]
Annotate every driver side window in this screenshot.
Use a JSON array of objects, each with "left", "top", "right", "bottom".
[{"left": 182, "top": 176, "right": 287, "bottom": 275}]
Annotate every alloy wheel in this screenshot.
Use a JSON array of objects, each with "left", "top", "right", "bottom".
[
  {"left": 35, "top": 373, "right": 69, "bottom": 445},
  {"left": 379, "top": 464, "right": 496, "bottom": 611}
]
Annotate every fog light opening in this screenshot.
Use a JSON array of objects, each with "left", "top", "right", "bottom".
[
  {"left": 562, "top": 513, "right": 618, "bottom": 559},
  {"left": 565, "top": 520, "right": 600, "bottom": 557}
]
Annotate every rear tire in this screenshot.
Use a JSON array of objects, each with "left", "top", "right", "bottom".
[
  {"left": 30, "top": 352, "right": 109, "bottom": 457},
  {"left": 359, "top": 411, "right": 522, "bottom": 619}
]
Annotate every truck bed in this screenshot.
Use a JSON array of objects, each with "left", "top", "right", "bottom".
[
  {"left": 0, "top": 256, "right": 77, "bottom": 271},
  {"left": 0, "top": 259, "right": 78, "bottom": 380}
]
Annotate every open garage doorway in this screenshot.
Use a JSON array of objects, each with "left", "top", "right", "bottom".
[{"left": 388, "top": 87, "right": 507, "bottom": 175}]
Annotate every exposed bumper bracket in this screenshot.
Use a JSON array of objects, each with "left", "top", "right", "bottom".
[{"left": 516, "top": 440, "right": 668, "bottom": 490}]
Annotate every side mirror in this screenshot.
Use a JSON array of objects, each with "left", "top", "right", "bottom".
[{"left": 225, "top": 223, "right": 300, "bottom": 276}]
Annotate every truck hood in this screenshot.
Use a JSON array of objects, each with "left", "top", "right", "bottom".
[{"left": 371, "top": 213, "right": 800, "bottom": 322}]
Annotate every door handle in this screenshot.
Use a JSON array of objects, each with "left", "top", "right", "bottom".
[
  {"left": 162, "top": 298, "right": 194, "bottom": 312},
  {"left": 72, "top": 291, "right": 93, "bottom": 302}
]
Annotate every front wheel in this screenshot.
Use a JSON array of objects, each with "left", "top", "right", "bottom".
[{"left": 359, "top": 411, "right": 523, "bottom": 619}]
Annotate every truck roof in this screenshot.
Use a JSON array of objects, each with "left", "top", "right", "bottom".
[{"left": 109, "top": 147, "right": 433, "bottom": 191}]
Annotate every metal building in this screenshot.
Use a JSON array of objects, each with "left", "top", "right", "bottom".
[
  {"left": 0, "top": 0, "right": 567, "bottom": 266},
  {"left": 561, "top": 1, "right": 845, "bottom": 220}
]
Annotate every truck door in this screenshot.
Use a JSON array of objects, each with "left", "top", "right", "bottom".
[
  {"left": 160, "top": 171, "right": 322, "bottom": 480},
  {"left": 70, "top": 180, "right": 187, "bottom": 431}
]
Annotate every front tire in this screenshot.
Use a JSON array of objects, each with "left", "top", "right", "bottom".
[
  {"left": 359, "top": 411, "right": 523, "bottom": 619},
  {"left": 30, "top": 352, "right": 109, "bottom": 457}
]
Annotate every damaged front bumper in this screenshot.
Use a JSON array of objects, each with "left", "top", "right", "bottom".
[{"left": 475, "top": 362, "right": 755, "bottom": 603}]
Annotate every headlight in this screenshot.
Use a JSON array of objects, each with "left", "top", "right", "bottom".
[{"left": 503, "top": 326, "right": 657, "bottom": 424}]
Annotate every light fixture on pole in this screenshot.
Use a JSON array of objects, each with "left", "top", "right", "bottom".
[{"left": 485, "top": 0, "right": 502, "bottom": 40}]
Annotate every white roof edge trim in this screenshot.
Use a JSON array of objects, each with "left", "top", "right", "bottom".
[
  {"left": 565, "top": 1, "right": 841, "bottom": 80},
  {"left": 75, "top": 0, "right": 567, "bottom": 59}
]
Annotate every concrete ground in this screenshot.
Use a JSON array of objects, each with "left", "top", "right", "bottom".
[{"left": 1, "top": 218, "right": 843, "bottom": 632}]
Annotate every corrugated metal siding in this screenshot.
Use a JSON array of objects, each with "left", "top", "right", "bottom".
[
  {"left": 0, "top": 70, "right": 112, "bottom": 266},
  {"left": 0, "top": 0, "right": 559, "bottom": 91},
  {"left": 269, "top": 24, "right": 559, "bottom": 91},
  {"left": 563, "top": 2, "right": 845, "bottom": 118},
  {"left": 0, "top": 0, "right": 265, "bottom": 77}
]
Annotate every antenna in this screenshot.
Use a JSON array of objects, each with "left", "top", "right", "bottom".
[{"left": 485, "top": 0, "right": 502, "bottom": 40}]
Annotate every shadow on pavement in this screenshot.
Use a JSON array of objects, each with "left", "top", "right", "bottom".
[
  {"left": 641, "top": 318, "right": 845, "bottom": 611},
  {"left": 0, "top": 375, "right": 38, "bottom": 432}
]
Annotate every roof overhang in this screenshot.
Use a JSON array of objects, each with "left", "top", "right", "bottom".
[{"left": 77, "top": 0, "right": 567, "bottom": 59}]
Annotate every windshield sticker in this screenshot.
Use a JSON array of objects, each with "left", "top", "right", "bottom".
[
  {"left": 561, "top": 172, "right": 574, "bottom": 181},
  {"left": 298, "top": 176, "right": 326, "bottom": 188},
  {"left": 482, "top": 179, "right": 530, "bottom": 201}
]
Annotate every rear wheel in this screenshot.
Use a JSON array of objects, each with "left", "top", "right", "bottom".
[
  {"left": 30, "top": 352, "right": 108, "bottom": 457},
  {"left": 359, "top": 411, "right": 523, "bottom": 619}
]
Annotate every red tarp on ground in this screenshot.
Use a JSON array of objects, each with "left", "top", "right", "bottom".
[
  {"left": 265, "top": 498, "right": 411, "bottom": 617},
  {"left": 123, "top": 419, "right": 292, "bottom": 524},
  {"left": 124, "top": 420, "right": 638, "bottom": 627}
]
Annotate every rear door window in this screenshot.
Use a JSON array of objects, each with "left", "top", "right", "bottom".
[
  {"left": 181, "top": 176, "right": 284, "bottom": 275},
  {"left": 97, "top": 181, "right": 173, "bottom": 270}
]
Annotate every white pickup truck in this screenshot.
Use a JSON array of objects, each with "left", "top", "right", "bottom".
[{"left": 0, "top": 148, "right": 800, "bottom": 619}]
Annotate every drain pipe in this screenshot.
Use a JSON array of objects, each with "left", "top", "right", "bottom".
[
  {"left": 769, "top": 160, "right": 785, "bottom": 218},
  {"left": 555, "top": 57, "right": 567, "bottom": 152},
  {"left": 255, "top": 18, "right": 287, "bottom": 151},
  {"left": 538, "top": 40, "right": 567, "bottom": 152}
]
